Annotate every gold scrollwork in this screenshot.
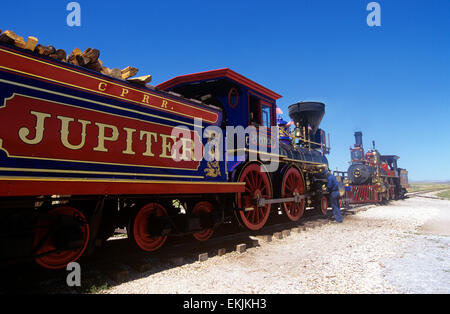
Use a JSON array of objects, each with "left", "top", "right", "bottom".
[
  {"left": 204, "top": 131, "right": 221, "bottom": 178},
  {"left": 204, "top": 161, "right": 221, "bottom": 178}
]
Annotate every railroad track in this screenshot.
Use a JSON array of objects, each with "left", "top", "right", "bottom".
[
  {"left": 406, "top": 188, "right": 449, "bottom": 199},
  {"left": 3, "top": 189, "right": 445, "bottom": 293},
  {"left": 0, "top": 202, "right": 389, "bottom": 294}
]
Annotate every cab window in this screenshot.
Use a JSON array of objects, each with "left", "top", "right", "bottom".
[
  {"left": 249, "top": 95, "right": 261, "bottom": 125},
  {"left": 262, "top": 105, "right": 271, "bottom": 127}
]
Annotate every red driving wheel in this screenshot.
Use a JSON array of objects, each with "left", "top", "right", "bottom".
[
  {"left": 237, "top": 163, "right": 272, "bottom": 231},
  {"left": 281, "top": 167, "right": 305, "bottom": 222}
]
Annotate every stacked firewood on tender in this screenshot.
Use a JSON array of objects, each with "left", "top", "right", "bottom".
[{"left": 0, "top": 29, "right": 152, "bottom": 85}]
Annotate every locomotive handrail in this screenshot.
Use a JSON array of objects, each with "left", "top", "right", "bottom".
[
  {"left": 257, "top": 193, "right": 311, "bottom": 207},
  {"left": 282, "top": 157, "right": 328, "bottom": 166},
  {"left": 226, "top": 149, "right": 327, "bottom": 166}
]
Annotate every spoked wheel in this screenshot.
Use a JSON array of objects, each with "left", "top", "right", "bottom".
[
  {"left": 315, "top": 195, "right": 328, "bottom": 216},
  {"left": 129, "top": 203, "right": 168, "bottom": 252},
  {"left": 34, "top": 206, "right": 90, "bottom": 270},
  {"left": 192, "top": 201, "right": 214, "bottom": 242},
  {"left": 385, "top": 181, "right": 391, "bottom": 201},
  {"left": 390, "top": 179, "right": 396, "bottom": 200},
  {"left": 237, "top": 163, "right": 272, "bottom": 231},
  {"left": 281, "top": 167, "right": 305, "bottom": 222}
]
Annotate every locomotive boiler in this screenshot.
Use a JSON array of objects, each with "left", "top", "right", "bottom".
[{"left": 277, "top": 101, "right": 331, "bottom": 215}]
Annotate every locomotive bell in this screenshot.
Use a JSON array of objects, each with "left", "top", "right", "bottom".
[{"left": 288, "top": 102, "right": 325, "bottom": 136}]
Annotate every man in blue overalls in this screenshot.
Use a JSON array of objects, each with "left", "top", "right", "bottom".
[{"left": 323, "top": 169, "right": 343, "bottom": 223}]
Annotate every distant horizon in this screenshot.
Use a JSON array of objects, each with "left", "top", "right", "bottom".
[{"left": 408, "top": 180, "right": 450, "bottom": 184}]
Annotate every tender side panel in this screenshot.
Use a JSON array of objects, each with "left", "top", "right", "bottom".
[
  {"left": 0, "top": 46, "right": 220, "bottom": 124},
  {"left": 0, "top": 179, "right": 245, "bottom": 197},
  {"left": 0, "top": 45, "right": 243, "bottom": 196}
]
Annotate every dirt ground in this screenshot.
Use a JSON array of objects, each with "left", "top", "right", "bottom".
[{"left": 103, "top": 191, "right": 450, "bottom": 294}]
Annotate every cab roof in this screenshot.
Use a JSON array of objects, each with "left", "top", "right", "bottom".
[{"left": 156, "top": 68, "right": 282, "bottom": 102}]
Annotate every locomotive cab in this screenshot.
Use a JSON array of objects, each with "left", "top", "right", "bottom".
[
  {"left": 380, "top": 155, "right": 400, "bottom": 177},
  {"left": 157, "top": 68, "right": 281, "bottom": 131}
]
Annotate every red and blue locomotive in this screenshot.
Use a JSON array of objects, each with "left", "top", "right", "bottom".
[
  {"left": 337, "top": 132, "right": 409, "bottom": 206},
  {"left": 0, "top": 40, "right": 331, "bottom": 269}
]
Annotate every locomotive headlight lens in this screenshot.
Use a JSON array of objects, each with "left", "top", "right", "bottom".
[{"left": 295, "top": 127, "right": 301, "bottom": 138}]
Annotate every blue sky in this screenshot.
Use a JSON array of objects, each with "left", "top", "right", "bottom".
[{"left": 1, "top": 0, "right": 449, "bottom": 181}]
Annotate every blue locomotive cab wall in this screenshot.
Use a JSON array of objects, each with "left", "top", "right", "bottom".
[
  {"left": 157, "top": 69, "right": 283, "bottom": 175},
  {"left": 156, "top": 68, "right": 282, "bottom": 130}
]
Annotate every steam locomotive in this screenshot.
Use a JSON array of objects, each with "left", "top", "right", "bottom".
[
  {"left": 0, "top": 41, "right": 331, "bottom": 269},
  {"left": 338, "top": 132, "right": 409, "bottom": 204}
]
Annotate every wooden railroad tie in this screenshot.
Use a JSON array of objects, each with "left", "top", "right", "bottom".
[
  {"left": 273, "top": 232, "right": 283, "bottom": 240},
  {"left": 198, "top": 253, "right": 208, "bottom": 262},
  {"left": 282, "top": 229, "right": 291, "bottom": 237},
  {"left": 256, "top": 234, "right": 272, "bottom": 242},
  {"left": 236, "top": 244, "right": 246, "bottom": 253}
]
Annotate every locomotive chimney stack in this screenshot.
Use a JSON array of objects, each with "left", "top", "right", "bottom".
[
  {"left": 354, "top": 131, "right": 363, "bottom": 148},
  {"left": 288, "top": 102, "right": 325, "bottom": 138}
]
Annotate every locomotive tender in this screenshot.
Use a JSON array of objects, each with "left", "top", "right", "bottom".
[{"left": 0, "top": 42, "right": 330, "bottom": 269}]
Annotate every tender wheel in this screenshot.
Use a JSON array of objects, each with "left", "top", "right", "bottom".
[
  {"left": 128, "top": 203, "right": 168, "bottom": 252},
  {"left": 237, "top": 163, "right": 272, "bottom": 231},
  {"left": 281, "top": 167, "right": 305, "bottom": 222},
  {"left": 34, "top": 206, "right": 90, "bottom": 270},
  {"left": 192, "top": 201, "right": 214, "bottom": 242}
]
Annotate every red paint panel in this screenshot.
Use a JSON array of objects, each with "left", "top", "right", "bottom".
[
  {"left": 0, "top": 47, "right": 219, "bottom": 124},
  {"left": 0, "top": 180, "right": 245, "bottom": 197},
  {"left": 0, "top": 94, "right": 202, "bottom": 170},
  {"left": 157, "top": 68, "right": 282, "bottom": 101}
]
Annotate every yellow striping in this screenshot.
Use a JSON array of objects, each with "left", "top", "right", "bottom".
[{"left": 0, "top": 48, "right": 219, "bottom": 123}]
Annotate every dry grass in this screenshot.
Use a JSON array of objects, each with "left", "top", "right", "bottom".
[
  {"left": 437, "top": 190, "right": 450, "bottom": 200},
  {"left": 408, "top": 183, "right": 450, "bottom": 193}
]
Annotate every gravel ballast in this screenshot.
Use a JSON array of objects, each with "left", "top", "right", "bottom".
[{"left": 104, "top": 193, "right": 449, "bottom": 294}]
